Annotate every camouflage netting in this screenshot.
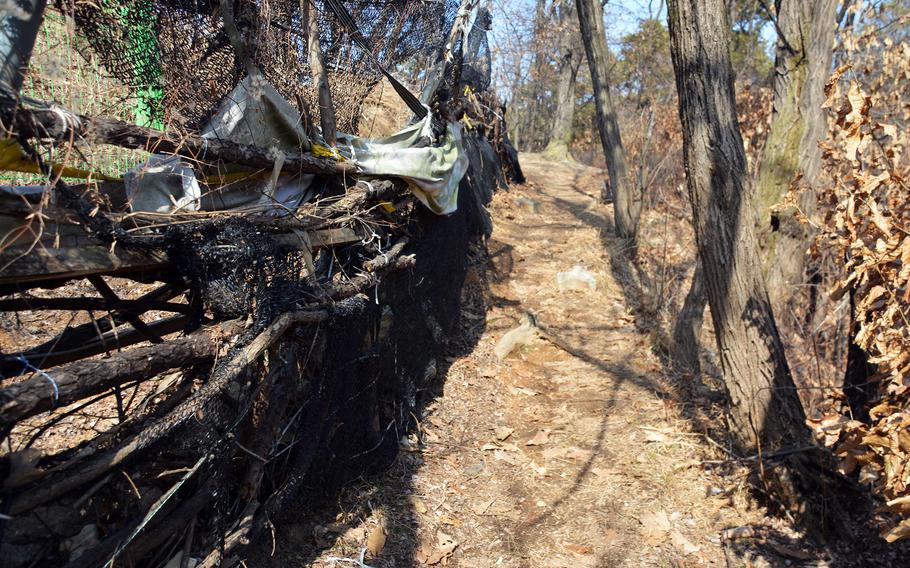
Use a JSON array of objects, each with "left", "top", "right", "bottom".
[{"left": 62, "top": 0, "right": 461, "bottom": 132}]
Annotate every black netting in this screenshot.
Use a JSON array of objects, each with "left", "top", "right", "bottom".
[
  {"left": 167, "top": 218, "right": 338, "bottom": 323},
  {"left": 460, "top": 6, "right": 492, "bottom": 93},
  {"left": 63, "top": 0, "right": 460, "bottom": 132}
]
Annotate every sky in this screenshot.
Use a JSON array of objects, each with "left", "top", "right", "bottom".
[
  {"left": 485, "top": 0, "right": 670, "bottom": 97},
  {"left": 485, "top": 0, "right": 775, "bottom": 97},
  {"left": 488, "top": 0, "right": 667, "bottom": 53}
]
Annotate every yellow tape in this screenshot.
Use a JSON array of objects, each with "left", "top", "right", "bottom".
[
  {"left": 310, "top": 143, "right": 344, "bottom": 161},
  {"left": 0, "top": 139, "right": 343, "bottom": 186},
  {"left": 379, "top": 200, "right": 396, "bottom": 213},
  {"left": 0, "top": 138, "right": 122, "bottom": 182}
]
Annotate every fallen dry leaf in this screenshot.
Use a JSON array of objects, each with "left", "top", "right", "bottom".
[
  {"left": 340, "top": 525, "right": 366, "bottom": 545},
  {"left": 640, "top": 427, "right": 670, "bottom": 443},
  {"left": 670, "top": 529, "right": 700, "bottom": 556},
  {"left": 417, "top": 531, "right": 459, "bottom": 565},
  {"left": 409, "top": 495, "right": 428, "bottom": 515},
  {"left": 471, "top": 497, "right": 496, "bottom": 516},
  {"left": 526, "top": 429, "right": 551, "bottom": 446},
  {"left": 439, "top": 515, "right": 462, "bottom": 526},
  {"left": 366, "top": 524, "right": 387, "bottom": 556},
  {"left": 640, "top": 510, "right": 671, "bottom": 543},
  {"left": 563, "top": 542, "right": 593, "bottom": 555},
  {"left": 494, "top": 426, "right": 515, "bottom": 441}
]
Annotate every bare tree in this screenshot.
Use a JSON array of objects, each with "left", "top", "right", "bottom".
[
  {"left": 543, "top": 0, "right": 580, "bottom": 160},
  {"left": 575, "top": 0, "right": 640, "bottom": 241},
  {"left": 757, "top": 0, "right": 839, "bottom": 303},
  {"left": 666, "top": 0, "right": 827, "bottom": 519}
]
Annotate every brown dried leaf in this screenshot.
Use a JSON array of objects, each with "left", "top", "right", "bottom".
[
  {"left": 639, "top": 510, "right": 671, "bottom": 543},
  {"left": 416, "top": 531, "right": 458, "bottom": 565},
  {"left": 563, "top": 542, "right": 593, "bottom": 555},
  {"left": 366, "top": 524, "right": 387, "bottom": 556},
  {"left": 525, "top": 429, "right": 551, "bottom": 446},
  {"left": 823, "top": 64, "right": 851, "bottom": 109},
  {"left": 670, "top": 530, "right": 700, "bottom": 556}
]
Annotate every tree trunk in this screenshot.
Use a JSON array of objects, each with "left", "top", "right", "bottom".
[
  {"left": 526, "top": 0, "right": 548, "bottom": 152},
  {"left": 575, "top": 0, "right": 640, "bottom": 241},
  {"left": 0, "top": 0, "right": 47, "bottom": 96},
  {"left": 304, "top": 0, "right": 337, "bottom": 146},
  {"left": 757, "top": 0, "right": 838, "bottom": 303},
  {"left": 672, "top": 260, "right": 707, "bottom": 375},
  {"left": 543, "top": 1, "right": 579, "bottom": 161},
  {"left": 666, "top": 0, "right": 827, "bottom": 523}
]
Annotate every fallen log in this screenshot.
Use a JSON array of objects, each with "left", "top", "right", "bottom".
[
  {"left": 1, "top": 315, "right": 191, "bottom": 373},
  {"left": 0, "top": 296, "right": 190, "bottom": 313},
  {"left": 0, "top": 243, "right": 169, "bottom": 287},
  {"left": 4, "top": 285, "right": 187, "bottom": 368},
  {"left": 7, "top": 103, "right": 354, "bottom": 177},
  {"left": 0, "top": 319, "right": 242, "bottom": 429}
]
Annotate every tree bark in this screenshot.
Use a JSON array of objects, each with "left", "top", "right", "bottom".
[
  {"left": 303, "top": 0, "right": 337, "bottom": 146},
  {"left": 671, "top": 260, "right": 707, "bottom": 375},
  {"left": 575, "top": 0, "right": 640, "bottom": 241},
  {"left": 757, "top": 0, "right": 838, "bottom": 302},
  {"left": 8, "top": 104, "right": 349, "bottom": 176},
  {"left": 543, "top": 1, "right": 579, "bottom": 161},
  {"left": 0, "top": 320, "right": 242, "bottom": 428},
  {"left": 666, "top": 0, "right": 825, "bottom": 522}
]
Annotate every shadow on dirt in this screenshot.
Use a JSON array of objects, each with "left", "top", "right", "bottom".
[
  {"left": 533, "top": 167, "right": 910, "bottom": 568},
  {"left": 244, "top": 153, "right": 500, "bottom": 567}
]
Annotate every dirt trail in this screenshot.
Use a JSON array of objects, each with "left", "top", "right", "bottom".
[
  {"left": 391, "top": 155, "right": 770, "bottom": 567},
  {"left": 257, "top": 156, "right": 777, "bottom": 567}
]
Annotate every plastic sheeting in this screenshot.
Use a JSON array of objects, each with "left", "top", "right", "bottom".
[
  {"left": 126, "top": 75, "right": 467, "bottom": 216},
  {"left": 126, "top": 75, "right": 316, "bottom": 214},
  {"left": 337, "top": 115, "right": 468, "bottom": 215}
]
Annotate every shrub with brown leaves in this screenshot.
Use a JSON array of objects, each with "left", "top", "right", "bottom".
[{"left": 806, "top": 14, "right": 910, "bottom": 542}]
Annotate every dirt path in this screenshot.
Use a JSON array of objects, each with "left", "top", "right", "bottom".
[{"left": 256, "top": 156, "right": 777, "bottom": 567}]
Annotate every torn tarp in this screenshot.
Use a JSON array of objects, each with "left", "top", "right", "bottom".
[
  {"left": 126, "top": 75, "right": 316, "bottom": 214},
  {"left": 126, "top": 76, "right": 468, "bottom": 216},
  {"left": 338, "top": 115, "right": 469, "bottom": 215}
]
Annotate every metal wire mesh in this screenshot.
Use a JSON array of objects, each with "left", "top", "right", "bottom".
[
  {"left": 63, "top": 0, "right": 461, "bottom": 134},
  {"left": 11, "top": 10, "right": 148, "bottom": 181}
]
